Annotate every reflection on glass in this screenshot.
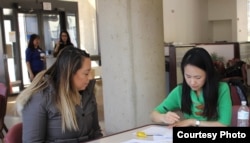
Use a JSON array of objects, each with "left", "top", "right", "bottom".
[
  {"left": 43, "top": 14, "right": 60, "bottom": 55},
  {"left": 66, "top": 13, "right": 77, "bottom": 47}
]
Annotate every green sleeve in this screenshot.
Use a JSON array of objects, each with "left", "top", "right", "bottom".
[
  {"left": 154, "top": 85, "right": 182, "bottom": 113},
  {"left": 217, "top": 82, "right": 232, "bottom": 126}
]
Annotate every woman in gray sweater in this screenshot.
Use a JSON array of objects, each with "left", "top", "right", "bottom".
[{"left": 16, "top": 46, "right": 103, "bottom": 143}]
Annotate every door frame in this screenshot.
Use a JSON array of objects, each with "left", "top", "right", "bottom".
[
  {"left": 0, "top": 8, "right": 11, "bottom": 91},
  {"left": 0, "top": 1, "right": 79, "bottom": 93}
]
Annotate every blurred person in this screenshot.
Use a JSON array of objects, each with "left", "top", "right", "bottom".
[
  {"left": 25, "top": 34, "right": 45, "bottom": 81},
  {"left": 53, "top": 30, "right": 73, "bottom": 57}
]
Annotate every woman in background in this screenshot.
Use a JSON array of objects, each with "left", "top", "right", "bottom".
[
  {"left": 53, "top": 30, "right": 73, "bottom": 57},
  {"left": 25, "top": 34, "right": 45, "bottom": 81},
  {"left": 17, "top": 46, "right": 103, "bottom": 142},
  {"left": 151, "top": 47, "right": 232, "bottom": 127}
]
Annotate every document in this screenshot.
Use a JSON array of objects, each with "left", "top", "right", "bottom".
[
  {"left": 122, "top": 138, "right": 171, "bottom": 143},
  {"left": 122, "top": 125, "right": 172, "bottom": 143},
  {"left": 121, "top": 139, "right": 156, "bottom": 143},
  {"left": 142, "top": 126, "right": 172, "bottom": 141}
]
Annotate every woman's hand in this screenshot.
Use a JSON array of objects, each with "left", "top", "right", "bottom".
[
  {"left": 170, "top": 119, "right": 195, "bottom": 127},
  {"left": 161, "top": 111, "right": 180, "bottom": 124},
  {"left": 151, "top": 110, "right": 180, "bottom": 124},
  {"left": 29, "top": 72, "right": 35, "bottom": 81},
  {"left": 54, "top": 41, "right": 61, "bottom": 52}
]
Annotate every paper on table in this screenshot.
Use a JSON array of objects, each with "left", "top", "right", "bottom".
[
  {"left": 121, "top": 139, "right": 156, "bottom": 143},
  {"left": 142, "top": 126, "right": 172, "bottom": 141},
  {"left": 122, "top": 138, "right": 170, "bottom": 143}
]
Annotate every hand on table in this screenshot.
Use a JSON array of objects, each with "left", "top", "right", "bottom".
[{"left": 162, "top": 111, "right": 180, "bottom": 125}]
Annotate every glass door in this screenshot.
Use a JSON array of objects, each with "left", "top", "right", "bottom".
[
  {"left": 66, "top": 12, "right": 78, "bottom": 47},
  {"left": 3, "top": 10, "right": 75, "bottom": 90},
  {"left": 18, "top": 12, "right": 61, "bottom": 86},
  {"left": 18, "top": 13, "right": 39, "bottom": 86},
  {"left": 3, "top": 8, "right": 22, "bottom": 94},
  {"left": 43, "top": 14, "right": 60, "bottom": 54},
  {"left": 4, "top": 19, "right": 17, "bottom": 93},
  {"left": 1, "top": 1, "right": 79, "bottom": 93},
  {"left": 42, "top": 13, "right": 60, "bottom": 68}
]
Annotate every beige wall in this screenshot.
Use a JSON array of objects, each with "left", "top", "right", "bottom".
[
  {"left": 208, "top": 0, "right": 236, "bottom": 20},
  {"left": 163, "top": 0, "right": 248, "bottom": 43},
  {"left": 236, "top": 0, "right": 248, "bottom": 41},
  {"left": 78, "top": 0, "right": 98, "bottom": 55},
  {"left": 163, "top": 0, "right": 209, "bottom": 44},
  {"left": 208, "top": 0, "right": 248, "bottom": 42},
  {"left": 78, "top": 0, "right": 248, "bottom": 48}
]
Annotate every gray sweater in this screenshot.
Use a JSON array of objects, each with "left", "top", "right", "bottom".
[{"left": 22, "top": 80, "right": 103, "bottom": 143}]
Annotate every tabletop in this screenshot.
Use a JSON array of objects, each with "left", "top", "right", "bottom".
[{"left": 86, "top": 124, "right": 173, "bottom": 143}]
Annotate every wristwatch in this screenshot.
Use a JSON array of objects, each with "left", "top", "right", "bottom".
[{"left": 195, "top": 120, "right": 200, "bottom": 127}]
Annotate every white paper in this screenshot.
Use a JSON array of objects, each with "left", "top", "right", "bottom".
[
  {"left": 43, "top": 2, "right": 52, "bottom": 10},
  {"left": 129, "top": 126, "right": 172, "bottom": 143},
  {"left": 142, "top": 126, "right": 172, "bottom": 141},
  {"left": 121, "top": 139, "right": 155, "bottom": 143},
  {"left": 9, "top": 31, "right": 16, "bottom": 42},
  {"left": 122, "top": 139, "right": 171, "bottom": 143}
]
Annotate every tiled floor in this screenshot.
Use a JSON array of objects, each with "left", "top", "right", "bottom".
[{"left": 1, "top": 79, "right": 105, "bottom": 143}]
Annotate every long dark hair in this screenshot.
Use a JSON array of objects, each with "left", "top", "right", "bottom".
[
  {"left": 59, "top": 30, "right": 72, "bottom": 45},
  {"left": 181, "top": 47, "right": 219, "bottom": 120},
  {"left": 27, "top": 34, "right": 40, "bottom": 50}
]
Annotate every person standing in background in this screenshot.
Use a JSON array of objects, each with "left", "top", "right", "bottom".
[
  {"left": 53, "top": 30, "right": 73, "bottom": 57},
  {"left": 25, "top": 34, "right": 45, "bottom": 81}
]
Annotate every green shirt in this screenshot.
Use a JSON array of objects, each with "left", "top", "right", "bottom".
[{"left": 155, "top": 82, "right": 232, "bottom": 126}]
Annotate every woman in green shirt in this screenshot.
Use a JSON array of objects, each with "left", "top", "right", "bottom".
[{"left": 151, "top": 47, "right": 232, "bottom": 127}]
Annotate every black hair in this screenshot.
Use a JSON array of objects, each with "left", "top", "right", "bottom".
[
  {"left": 180, "top": 47, "right": 219, "bottom": 120},
  {"left": 27, "top": 34, "right": 40, "bottom": 50},
  {"left": 59, "top": 30, "right": 72, "bottom": 45}
]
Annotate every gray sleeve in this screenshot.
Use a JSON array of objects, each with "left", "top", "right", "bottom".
[{"left": 22, "top": 92, "right": 47, "bottom": 143}]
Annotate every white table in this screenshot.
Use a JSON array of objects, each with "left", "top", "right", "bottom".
[{"left": 86, "top": 124, "right": 173, "bottom": 143}]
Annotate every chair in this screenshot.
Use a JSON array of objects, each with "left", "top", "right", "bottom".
[
  {"left": 231, "top": 105, "right": 250, "bottom": 127},
  {"left": 4, "top": 122, "right": 22, "bottom": 143},
  {"left": 0, "top": 82, "right": 8, "bottom": 140}
]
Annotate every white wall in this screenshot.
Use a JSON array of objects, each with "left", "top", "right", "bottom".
[
  {"left": 210, "top": 20, "right": 232, "bottom": 42},
  {"left": 78, "top": 0, "right": 248, "bottom": 53},
  {"left": 78, "top": 0, "right": 98, "bottom": 55},
  {"left": 208, "top": 0, "right": 237, "bottom": 42},
  {"left": 163, "top": 0, "right": 248, "bottom": 44},
  {"left": 163, "top": 0, "right": 209, "bottom": 44},
  {"left": 207, "top": 0, "right": 247, "bottom": 42},
  {"left": 236, "top": 0, "right": 248, "bottom": 42}
]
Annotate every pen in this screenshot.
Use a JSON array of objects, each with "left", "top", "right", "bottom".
[
  {"left": 136, "top": 131, "right": 163, "bottom": 137},
  {"left": 147, "top": 134, "right": 163, "bottom": 136}
]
